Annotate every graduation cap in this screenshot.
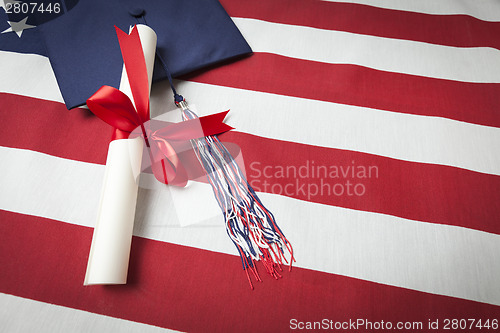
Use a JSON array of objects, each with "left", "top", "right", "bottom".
[{"left": 37, "top": 0, "right": 252, "bottom": 109}]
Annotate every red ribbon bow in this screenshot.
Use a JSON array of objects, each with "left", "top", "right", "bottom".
[{"left": 86, "top": 25, "right": 233, "bottom": 187}]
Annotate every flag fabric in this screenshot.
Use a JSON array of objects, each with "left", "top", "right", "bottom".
[{"left": 1, "top": 0, "right": 500, "bottom": 332}]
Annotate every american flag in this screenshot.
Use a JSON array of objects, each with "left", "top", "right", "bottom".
[{"left": 1, "top": 0, "right": 499, "bottom": 332}]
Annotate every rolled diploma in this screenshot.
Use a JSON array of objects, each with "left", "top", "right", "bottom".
[{"left": 84, "top": 25, "right": 157, "bottom": 285}]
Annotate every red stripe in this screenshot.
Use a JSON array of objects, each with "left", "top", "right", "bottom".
[
  {"left": 222, "top": 0, "right": 500, "bottom": 49},
  {"left": 221, "top": 131, "right": 500, "bottom": 235},
  {"left": 0, "top": 93, "right": 110, "bottom": 164},
  {"left": 1, "top": 210, "right": 499, "bottom": 332},
  {"left": 2, "top": 93, "right": 500, "bottom": 235},
  {"left": 183, "top": 53, "right": 500, "bottom": 128}
]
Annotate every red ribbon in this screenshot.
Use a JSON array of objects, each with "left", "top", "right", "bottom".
[{"left": 86, "top": 25, "right": 233, "bottom": 186}]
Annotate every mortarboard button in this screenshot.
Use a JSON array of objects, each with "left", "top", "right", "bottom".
[{"left": 128, "top": 6, "right": 145, "bottom": 18}]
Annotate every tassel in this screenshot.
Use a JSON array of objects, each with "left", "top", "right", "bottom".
[
  {"left": 176, "top": 97, "right": 294, "bottom": 289},
  {"left": 142, "top": 21, "right": 294, "bottom": 285}
]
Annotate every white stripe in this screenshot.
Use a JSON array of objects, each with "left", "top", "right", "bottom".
[
  {"left": 0, "top": 147, "right": 104, "bottom": 226},
  {"left": 322, "top": 0, "right": 500, "bottom": 22},
  {"left": 3, "top": 13, "right": 500, "bottom": 107},
  {"left": 0, "top": 51, "right": 63, "bottom": 102},
  {"left": 0, "top": 293, "right": 181, "bottom": 333},
  {"left": 0, "top": 147, "right": 220, "bottom": 229},
  {"left": 2, "top": 50, "right": 499, "bottom": 176},
  {"left": 233, "top": 18, "right": 500, "bottom": 83},
  {"left": 1, "top": 146, "right": 499, "bottom": 306},
  {"left": 163, "top": 80, "right": 500, "bottom": 176}
]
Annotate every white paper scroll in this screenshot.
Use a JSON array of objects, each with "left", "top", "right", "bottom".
[{"left": 84, "top": 25, "right": 157, "bottom": 285}]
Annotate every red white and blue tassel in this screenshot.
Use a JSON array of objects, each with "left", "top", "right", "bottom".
[
  {"left": 138, "top": 10, "right": 295, "bottom": 286},
  {"left": 175, "top": 95, "right": 295, "bottom": 288}
]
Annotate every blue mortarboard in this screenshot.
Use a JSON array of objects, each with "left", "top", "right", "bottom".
[{"left": 37, "top": 0, "right": 252, "bottom": 109}]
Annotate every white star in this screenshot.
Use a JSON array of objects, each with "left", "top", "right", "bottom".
[
  {"left": 0, "top": 0, "right": 21, "bottom": 11},
  {"left": 2, "top": 17, "right": 35, "bottom": 37}
]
